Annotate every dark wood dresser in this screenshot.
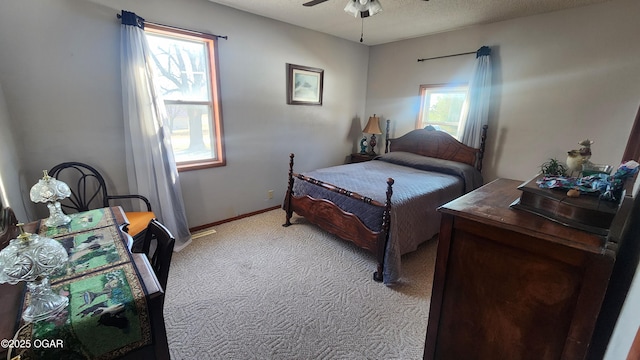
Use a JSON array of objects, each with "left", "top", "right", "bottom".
[{"left": 424, "top": 178, "right": 634, "bottom": 360}]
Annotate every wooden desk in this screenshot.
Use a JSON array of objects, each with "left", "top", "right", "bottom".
[
  {"left": 0, "top": 207, "right": 168, "bottom": 360},
  {"left": 424, "top": 178, "right": 630, "bottom": 360}
]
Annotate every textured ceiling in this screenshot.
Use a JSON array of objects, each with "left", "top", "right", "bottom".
[{"left": 206, "top": 0, "right": 610, "bottom": 45}]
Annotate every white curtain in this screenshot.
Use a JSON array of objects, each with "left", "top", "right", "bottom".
[
  {"left": 460, "top": 46, "right": 492, "bottom": 148},
  {"left": 120, "top": 11, "right": 192, "bottom": 251}
]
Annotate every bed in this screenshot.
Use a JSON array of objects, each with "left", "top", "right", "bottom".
[{"left": 282, "top": 121, "right": 488, "bottom": 284}]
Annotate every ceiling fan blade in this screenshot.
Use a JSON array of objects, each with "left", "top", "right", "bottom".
[{"left": 303, "top": 0, "right": 330, "bottom": 6}]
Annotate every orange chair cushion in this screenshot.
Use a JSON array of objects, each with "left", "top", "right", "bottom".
[{"left": 125, "top": 211, "right": 156, "bottom": 237}]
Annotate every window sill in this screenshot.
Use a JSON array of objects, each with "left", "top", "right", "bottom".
[{"left": 177, "top": 159, "right": 226, "bottom": 172}]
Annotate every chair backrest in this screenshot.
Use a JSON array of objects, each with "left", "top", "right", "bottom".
[
  {"left": 49, "top": 162, "right": 110, "bottom": 213},
  {"left": 0, "top": 207, "right": 19, "bottom": 250},
  {"left": 141, "top": 219, "right": 175, "bottom": 292}
]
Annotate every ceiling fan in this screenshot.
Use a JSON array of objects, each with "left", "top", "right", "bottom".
[
  {"left": 303, "top": 0, "right": 428, "bottom": 7},
  {"left": 303, "top": 0, "right": 429, "bottom": 42}
]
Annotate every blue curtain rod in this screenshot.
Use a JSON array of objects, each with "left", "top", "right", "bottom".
[
  {"left": 418, "top": 46, "right": 491, "bottom": 62},
  {"left": 417, "top": 51, "right": 475, "bottom": 62},
  {"left": 117, "top": 13, "right": 228, "bottom": 40}
]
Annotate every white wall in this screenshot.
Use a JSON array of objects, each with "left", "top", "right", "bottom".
[
  {"left": 366, "top": 0, "right": 640, "bottom": 183},
  {"left": 0, "top": 0, "right": 128, "bottom": 220},
  {"left": 0, "top": 83, "right": 33, "bottom": 222},
  {"left": 0, "top": 0, "right": 369, "bottom": 226}
]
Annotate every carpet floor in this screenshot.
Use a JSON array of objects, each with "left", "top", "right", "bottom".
[{"left": 164, "top": 209, "right": 437, "bottom": 360}]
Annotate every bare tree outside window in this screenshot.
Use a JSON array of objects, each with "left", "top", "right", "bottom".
[
  {"left": 417, "top": 84, "right": 468, "bottom": 139},
  {"left": 145, "top": 24, "right": 225, "bottom": 171}
]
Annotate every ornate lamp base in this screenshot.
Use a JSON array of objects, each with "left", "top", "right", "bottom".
[
  {"left": 23, "top": 277, "right": 69, "bottom": 322},
  {"left": 368, "top": 134, "right": 378, "bottom": 155},
  {"left": 45, "top": 201, "right": 71, "bottom": 227}
]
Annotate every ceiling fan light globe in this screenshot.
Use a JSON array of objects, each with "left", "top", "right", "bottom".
[
  {"left": 368, "top": 0, "right": 382, "bottom": 16},
  {"left": 344, "top": 0, "right": 382, "bottom": 18},
  {"left": 344, "top": 0, "right": 383, "bottom": 18},
  {"left": 344, "top": 0, "right": 360, "bottom": 17}
]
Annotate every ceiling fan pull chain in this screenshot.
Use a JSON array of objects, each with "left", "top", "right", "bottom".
[{"left": 360, "top": 18, "right": 364, "bottom": 42}]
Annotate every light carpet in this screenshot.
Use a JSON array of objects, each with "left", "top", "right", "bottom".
[{"left": 164, "top": 209, "right": 437, "bottom": 360}]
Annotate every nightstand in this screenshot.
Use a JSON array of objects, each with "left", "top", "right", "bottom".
[{"left": 349, "top": 153, "right": 377, "bottom": 163}]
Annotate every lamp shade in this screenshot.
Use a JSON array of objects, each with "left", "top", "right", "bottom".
[
  {"left": 29, "top": 170, "right": 71, "bottom": 204},
  {"left": 363, "top": 115, "right": 382, "bottom": 134},
  {"left": 30, "top": 170, "right": 72, "bottom": 227}
]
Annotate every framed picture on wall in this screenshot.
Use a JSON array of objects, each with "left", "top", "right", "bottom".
[{"left": 286, "top": 63, "right": 324, "bottom": 105}]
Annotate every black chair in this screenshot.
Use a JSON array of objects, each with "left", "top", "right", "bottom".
[
  {"left": 125, "top": 219, "right": 174, "bottom": 360},
  {"left": 137, "top": 219, "right": 175, "bottom": 293},
  {"left": 0, "top": 207, "right": 18, "bottom": 250},
  {"left": 48, "top": 162, "right": 155, "bottom": 241}
]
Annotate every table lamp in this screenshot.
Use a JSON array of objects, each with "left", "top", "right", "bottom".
[
  {"left": 0, "top": 223, "right": 69, "bottom": 322},
  {"left": 362, "top": 114, "right": 382, "bottom": 155},
  {"left": 30, "top": 170, "right": 72, "bottom": 227}
]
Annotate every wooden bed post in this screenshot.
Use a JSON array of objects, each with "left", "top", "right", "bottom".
[
  {"left": 384, "top": 119, "right": 391, "bottom": 154},
  {"left": 477, "top": 124, "right": 488, "bottom": 172},
  {"left": 283, "top": 153, "right": 295, "bottom": 227},
  {"left": 374, "top": 177, "right": 394, "bottom": 282}
]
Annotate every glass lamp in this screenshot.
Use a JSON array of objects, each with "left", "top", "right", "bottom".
[
  {"left": 30, "top": 170, "right": 71, "bottom": 227},
  {"left": 362, "top": 114, "right": 383, "bottom": 155},
  {"left": 0, "top": 224, "right": 69, "bottom": 322}
]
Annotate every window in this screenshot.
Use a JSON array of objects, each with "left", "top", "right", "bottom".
[
  {"left": 145, "top": 24, "right": 225, "bottom": 171},
  {"left": 417, "top": 84, "right": 468, "bottom": 139}
]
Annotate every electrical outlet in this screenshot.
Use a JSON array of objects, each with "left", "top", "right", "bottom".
[{"left": 268, "top": 190, "right": 274, "bottom": 199}]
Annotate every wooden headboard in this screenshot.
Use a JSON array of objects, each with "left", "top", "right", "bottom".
[{"left": 385, "top": 121, "right": 488, "bottom": 171}]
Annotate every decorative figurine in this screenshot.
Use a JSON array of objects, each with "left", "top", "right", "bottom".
[
  {"left": 566, "top": 150, "right": 586, "bottom": 176},
  {"left": 578, "top": 139, "right": 593, "bottom": 160},
  {"left": 566, "top": 139, "right": 594, "bottom": 177},
  {"left": 359, "top": 136, "right": 368, "bottom": 154}
]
